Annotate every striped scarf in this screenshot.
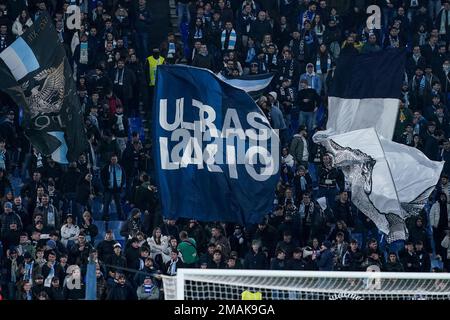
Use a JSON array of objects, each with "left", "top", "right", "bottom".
[
  {"left": 109, "top": 164, "right": 123, "bottom": 189},
  {"left": 221, "top": 29, "right": 237, "bottom": 50},
  {"left": 315, "top": 54, "right": 331, "bottom": 75}
]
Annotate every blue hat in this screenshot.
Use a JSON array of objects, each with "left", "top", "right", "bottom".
[
  {"left": 47, "top": 239, "right": 57, "bottom": 249},
  {"left": 4, "top": 202, "right": 12, "bottom": 209}
]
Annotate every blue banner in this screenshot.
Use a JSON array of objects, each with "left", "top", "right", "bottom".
[{"left": 153, "top": 65, "right": 280, "bottom": 225}]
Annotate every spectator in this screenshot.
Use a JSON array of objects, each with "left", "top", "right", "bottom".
[
  {"left": 313, "top": 240, "right": 333, "bottom": 271},
  {"left": 101, "top": 154, "right": 126, "bottom": 220},
  {"left": 136, "top": 275, "right": 159, "bottom": 300}
]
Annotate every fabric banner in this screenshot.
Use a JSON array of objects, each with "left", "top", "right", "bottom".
[
  {"left": 216, "top": 72, "right": 274, "bottom": 99},
  {"left": 314, "top": 49, "right": 406, "bottom": 142},
  {"left": 322, "top": 128, "right": 443, "bottom": 242},
  {"left": 0, "top": 13, "right": 87, "bottom": 163},
  {"left": 153, "top": 65, "right": 279, "bottom": 225}
]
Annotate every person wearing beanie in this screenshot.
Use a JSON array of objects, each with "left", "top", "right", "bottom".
[{"left": 136, "top": 275, "right": 160, "bottom": 300}]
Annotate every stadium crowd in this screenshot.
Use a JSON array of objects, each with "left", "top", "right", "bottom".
[{"left": 1, "top": 0, "right": 450, "bottom": 300}]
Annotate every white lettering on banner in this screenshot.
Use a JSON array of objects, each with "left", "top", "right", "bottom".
[
  {"left": 158, "top": 98, "right": 279, "bottom": 181},
  {"left": 66, "top": 5, "right": 81, "bottom": 30},
  {"left": 366, "top": 5, "right": 381, "bottom": 30}
]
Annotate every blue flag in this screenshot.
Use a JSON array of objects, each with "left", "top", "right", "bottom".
[{"left": 153, "top": 65, "right": 280, "bottom": 225}]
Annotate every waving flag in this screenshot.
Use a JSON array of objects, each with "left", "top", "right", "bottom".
[
  {"left": 314, "top": 49, "right": 405, "bottom": 142},
  {"left": 153, "top": 65, "right": 279, "bottom": 225},
  {"left": 314, "top": 49, "right": 443, "bottom": 243},
  {"left": 322, "top": 128, "right": 443, "bottom": 242},
  {"left": 0, "top": 13, "right": 87, "bottom": 163},
  {"left": 216, "top": 72, "right": 274, "bottom": 99}
]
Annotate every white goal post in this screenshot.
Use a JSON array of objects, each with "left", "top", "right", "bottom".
[{"left": 162, "top": 269, "right": 450, "bottom": 300}]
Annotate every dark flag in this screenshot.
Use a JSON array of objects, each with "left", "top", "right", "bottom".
[
  {"left": 0, "top": 13, "right": 87, "bottom": 163},
  {"left": 153, "top": 65, "right": 279, "bottom": 225}
]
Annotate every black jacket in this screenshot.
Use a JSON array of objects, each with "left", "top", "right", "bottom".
[
  {"left": 243, "top": 250, "right": 268, "bottom": 269},
  {"left": 106, "top": 281, "right": 138, "bottom": 300},
  {"left": 297, "top": 87, "right": 321, "bottom": 112},
  {"left": 96, "top": 239, "right": 117, "bottom": 263}
]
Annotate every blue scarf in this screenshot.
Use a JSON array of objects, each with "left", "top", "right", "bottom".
[
  {"left": 221, "top": 29, "right": 237, "bottom": 50},
  {"left": 246, "top": 47, "right": 256, "bottom": 64},
  {"left": 45, "top": 262, "right": 55, "bottom": 287},
  {"left": 144, "top": 284, "right": 154, "bottom": 293},
  {"left": 316, "top": 54, "right": 331, "bottom": 75},
  {"left": 109, "top": 164, "right": 123, "bottom": 189},
  {"left": 0, "top": 149, "right": 5, "bottom": 170},
  {"left": 300, "top": 176, "right": 307, "bottom": 191},
  {"left": 24, "top": 261, "right": 34, "bottom": 282}
]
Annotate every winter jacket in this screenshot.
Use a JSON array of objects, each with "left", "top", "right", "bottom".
[
  {"left": 136, "top": 284, "right": 160, "bottom": 300},
  {"left": 317, "top": 248, "right": 334, "bottom": 271},
  {"left": 106, "top": 281, "right": 137, "bottom": 300},
  {"left": 289, "top": 134, "right": 308, "bottom": 165},
  {"left": 243, "top": 250, "right": 268, "bottom": 269},
  {"left": 12, "top": 17, "right": 33, "bottom": 37}
]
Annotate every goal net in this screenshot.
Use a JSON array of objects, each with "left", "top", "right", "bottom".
[{"left": 162, "top": 269, "right": 450, "bottom": 300}]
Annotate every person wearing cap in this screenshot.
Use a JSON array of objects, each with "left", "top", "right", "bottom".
[
  {"left": 299, "top": 62, "right": 321, "bottom": 95},
  {"left": 136, "top": 275, "right": 160, "bottom": 300},
  {"left": 106, "top": 242, "right": 127, "bottom": 279},
  {"left": 46, "top": 276, "right": 65, "bottom": 300},
  {"left": 313, "top": 240, "right": 334, "bottom": 271},
  {"left": 3, "top": 247, "right": 22, "bottom": 300},
  {"left": 32, "top": 274, "right": 46, "bottom": 299},
  {"left": 1, "top": 201, "right": 23, "bottom": 237},
  {"left": 286, "top": 247, "right": 307, "bottom": 270},
  {"left": 106, "top": 271, "right": 137, "bottom": 300}
]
